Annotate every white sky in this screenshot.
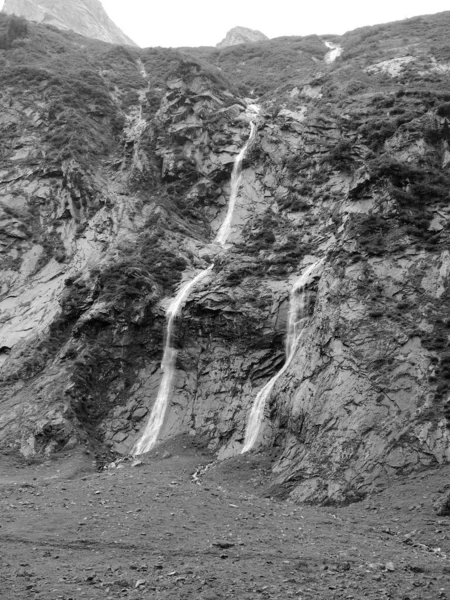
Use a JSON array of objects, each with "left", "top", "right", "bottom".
[
  {"left": 1, "top": 0, "right": 449, "bottom": 47},
  {"left": 102, "top": 0, "right": 450, "bottom": 47}
]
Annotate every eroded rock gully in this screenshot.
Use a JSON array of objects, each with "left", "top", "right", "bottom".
[{"left": 1, "top": 14, "right": 450, "bottom": 504}]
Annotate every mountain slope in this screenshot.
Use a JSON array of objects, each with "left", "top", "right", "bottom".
[
  {"left": 0, "top": 11, "right": 450, "bottom": 503},
  {"left": 2, "top": 0, "right": 137, "bottom": 46}
]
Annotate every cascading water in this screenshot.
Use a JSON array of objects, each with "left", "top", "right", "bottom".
[
  {"left": 133, "top": 120, "right": 257, "bottom": 455},
  {"left": 132, "top": 266, "right": 213, "bottom": 455},
  {"left": 241, "top": 261, "right": 322, "bottom": 453},
  {"left": 324, "top": 41, "right": 343, "bottom": 64},
  {"left": 215, "top": 121, "right": 257, "bottom": 245}
]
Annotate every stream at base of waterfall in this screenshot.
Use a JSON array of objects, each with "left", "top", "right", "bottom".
[
  {"left": 241, "top": 260, "right": 323, "bottom": 453},
  {"left": 132, "top": 118, "right": 257, "bottom": 455}
]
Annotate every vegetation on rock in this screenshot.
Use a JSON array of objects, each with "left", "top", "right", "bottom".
[{"left": 1, "top": 9, "right": 450, "bottom": 505}]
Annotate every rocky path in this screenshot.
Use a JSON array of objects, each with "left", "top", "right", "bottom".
[{"left": 1, "top": 439, "right": 449, "bottom": 599}]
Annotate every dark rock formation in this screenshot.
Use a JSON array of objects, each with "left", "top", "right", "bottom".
[
  {"left": 2, "top": 0, "right": 137, "bottom": 46},
  {"left": 1, "top": 9, "right": 450, "bottom": 504},
  {"left": 434, "top": 489, "right": 450, "bottom": 516},
  {"left": 216, "top": 26, "right": 268, "bottom": 48}
]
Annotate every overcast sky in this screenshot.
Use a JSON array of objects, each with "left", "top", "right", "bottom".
[
  {"left": 1, "top": 0, "right": 449, "bottom": 47},
  {"left": 101, "top": 0, "right": 450, "bottom": 47}
]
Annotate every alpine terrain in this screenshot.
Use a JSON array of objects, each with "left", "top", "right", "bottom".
[
  {"left": 2, "top": 0, "right": 137, "bottom": 46},
  {"left": 1, "top": 7, "right": 450, "bottom": 599}
]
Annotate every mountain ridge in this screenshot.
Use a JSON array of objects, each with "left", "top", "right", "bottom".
[{"left": 2, "top": 0, "right": 137, "bottom": 46}]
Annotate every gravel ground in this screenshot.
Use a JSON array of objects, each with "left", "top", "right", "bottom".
[{"left": 1, "top": 436, "right": 449, "bottom": 599}]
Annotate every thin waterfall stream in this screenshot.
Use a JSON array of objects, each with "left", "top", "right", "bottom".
[
  {"left": 324, "top": 41, "right": 343, "bottom": 63},
  {"left": 132, "top": 267, "right": 213, "bottom": 455},
  {"left": 242, "top": 260, "right": 322, "bottom": 453},
  {"left": 215, "top": 121, "right": 257, "bottom": 245},
  {"left": 132, "top": 120, "right": 256, "bottom": 455}
]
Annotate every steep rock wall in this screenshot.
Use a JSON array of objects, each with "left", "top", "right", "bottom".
[
  {"left": 121, "top": 101, "right": 450, "bottom": 503},
  {"left": 1, "top": 14, "right": 450, "bottom": 502}
]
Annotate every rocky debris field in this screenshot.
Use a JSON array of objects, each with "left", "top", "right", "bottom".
[{"left": 1, "top": 437, "right": 449, "bottom": 600}]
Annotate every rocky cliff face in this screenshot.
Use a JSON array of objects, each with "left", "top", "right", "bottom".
[
  {"left": 216, "top": 26, "right": 268, "bottom": 48},
  {"left": 1, "top": 10, "right": 450, "bottom": 504},
  {"left": 2, "top": 0, "right": 137, "bottom": 46}
]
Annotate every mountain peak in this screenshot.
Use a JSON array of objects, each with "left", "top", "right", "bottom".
[
  {"left": 2, "top": 0, "right": 137, "bottom": 46},
  {"left": 216, "top": 26, "right": 268, "bottom": 48}
]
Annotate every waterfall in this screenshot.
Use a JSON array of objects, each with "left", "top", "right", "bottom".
[
  {"left": 132, "top": 266, "right": 213, "bottom": 456},
  {"left": 324, "top": 41, "right": 343, "bottom": 64},
  {"left": 132, "top": 118, "right": 258, "bottom": 455},
  {"left": 215, "top": 122, "right": 257, "bottom": 246},
  {"left": 241, "top": 261, "right": 322, "bottom": 454}
]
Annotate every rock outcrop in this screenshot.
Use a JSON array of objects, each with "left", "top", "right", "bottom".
[
  {"left": 216, "top": 26, "right": 268, "bottom": 48},
  {"left": 2, "top": 0, "right": 137, "bottom": 46},
  {"left": 1, "top": 10, "right": 450, "bottom": 503}
]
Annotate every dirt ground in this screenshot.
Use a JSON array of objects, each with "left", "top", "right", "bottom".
[{"left": 1, "top": 436, "right": 449, "bottom": 600}]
